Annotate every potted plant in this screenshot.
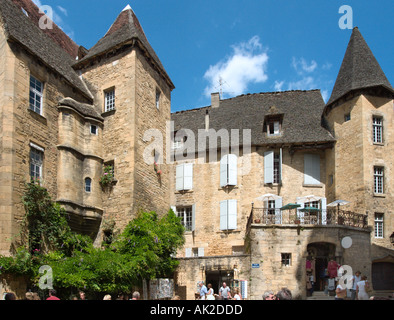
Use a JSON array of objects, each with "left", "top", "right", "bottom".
[{"left": 100, "top": 165, "right": 114, "bottom": 187}]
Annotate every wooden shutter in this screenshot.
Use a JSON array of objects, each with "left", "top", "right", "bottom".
[
  {"left": 227, "top": 199, "right": 237, "bottom": 230},
  {"left": 171, "top": 206, "right": 177, "bottom": 215},
  {"left": 321, "top": 197, "right": 327, "bottom": 225},
  {"left": 227, "top": 154, "right": 237, "bottom": 186},
  {"left": 183, "top": 163, "right": 193, "bottom": 190},
  {"left": 264, "top": 151, "right": 274, "bottom": 184},
  {"left": 185, "top": 247, "right": 192, "bottom": 257},
  {"left": 279, "top": 148, "right": 283, "bottom": 183},
  {"left": 296, "top": 197, "right": 305, "bottom": 223},
  {"left": 220, "top": 155, "right": 228, "bottom": 187},
  {"left": 198, "top": 247, "right": 205, "bottom": 257},
  {"left": 220, "top": 200, "right": 228, "bottom": 230},
  {"left": 275, "top": 197, "right": 283, "bottom": 224},
  {"left": 191, "top": 204, "right": 196, "bottom": 232},
  {"left": 304, "top": 154, "right": 320, "bottom": 185},
  {"left": 176, "top": 164, "right": 184, "bottom": 190}
]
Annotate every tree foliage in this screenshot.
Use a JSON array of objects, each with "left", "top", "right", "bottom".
[{"left": 0, "top": 182, "right": 185, "bottom": 297}]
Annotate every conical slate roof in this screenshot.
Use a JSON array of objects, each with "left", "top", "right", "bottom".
[
  {"left": 326, "top": 27, "right": 393, "bottom": 107},
  {"left": 75, "top": 5, "right": 174, "bottom": 89}
]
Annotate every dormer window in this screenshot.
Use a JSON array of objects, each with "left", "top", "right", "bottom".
[{"left": 264, "top": 115, "right": 283, "bottom": 136}]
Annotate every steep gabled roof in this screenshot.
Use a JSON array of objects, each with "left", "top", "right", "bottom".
[
  {"left": 172, "top": 90, "right": 335, "bottom": 150},
  {"left": 74, "top": 5, "right": 174, "bottom": 90},
  {"left": 326, "top": 27, "right": 393, "bottom": 107},
  {"left": 10, "top": 0, "right": 79, "bottom": 58},
  {"left": 0, "top": 0, "right": 93, "bottom": 100}
]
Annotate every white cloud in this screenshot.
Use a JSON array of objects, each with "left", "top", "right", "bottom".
[
  {"left": 291, "top": 57, "right": 317, "bottom": 74},
  {"left": 274, "top": 80, "right": 284, "bottom": 91},
  {"left": 203, "top": 36, "right": 269, "bottom": 98},
  {"left": 57, "top": 6, "right": 68, "bottom": 16}
]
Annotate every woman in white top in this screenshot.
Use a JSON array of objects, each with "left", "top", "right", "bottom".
[
  {"left": 206, "top": 283, "right": 215, "bottom": 300},
  {"left": 233, "top": 288, "right": 242, "bottom": 300},
  {"left": 356, "top": 275, "right": 370, "bottom": 300}
]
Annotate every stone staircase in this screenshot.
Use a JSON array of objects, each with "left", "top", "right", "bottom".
[{"left": 306, "top": 291, "right": 335, "bottom": 300}]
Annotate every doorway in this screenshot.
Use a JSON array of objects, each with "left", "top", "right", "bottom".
[
  {"left": 307, "top": 242, "right": 336, "bottom": 291},
  {"left": 205, "top": 270, "right": 234, "bottom": 295}
]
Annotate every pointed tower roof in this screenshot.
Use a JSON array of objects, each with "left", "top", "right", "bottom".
[
  {"left": 326, "top": 27, "right": 393, "bottom": 107},
  {"left": 74, "top": 5, "right": 174, "bottom": 89}
]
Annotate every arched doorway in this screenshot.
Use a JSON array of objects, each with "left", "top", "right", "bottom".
[{"left": 307, "top": 242, "right": 337, "bottom": 291}]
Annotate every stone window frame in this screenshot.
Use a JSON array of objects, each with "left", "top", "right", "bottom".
[
  {"left": 372, "top": 115, "right": 383, "bottom": 144},
  {"left": 90, "top": 124, "right": 98, "bottom": 135},
  {"left": 29, "top": 143, "right": 44, "bottom": 181},
  {"left": 281, "top": 253, "right": 292, "bottom": 266},
  {"left": 29, "top": 74, "right": 44, "bottom": 115},
  {"left": 155, "top": 88, "right": 161, "bottom": 110},
  {"left": 373, "top": 166, "right": 384, "bottom": 194},
  {"left": 176, "top": 205, "right": 194, "bottom": 232},
  {"left": 104, "top": 87, "right": 115, "bottom": 112},
  {"left": 85, "top": 177, "right": 92, "bottom": 193},
  {"left": 374, "top": 213, "right": 384, "bottom": 239}
]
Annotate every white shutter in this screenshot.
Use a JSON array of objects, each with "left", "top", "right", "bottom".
[
  {"left": 220, "top": 155, "right": 228, "bottom": 187},
  {"left": 198, "top": 247, "right": 205, "bottom": 257},
  {"left": 176, "top": 164, "right": 184, "bottom": 190},
  {"left": 279, "top": 148, "right": 283, "bottom": 184},
  {"left": 191, "top": 204, "right": 196, "bottom": 231},
  {"left": 296, "top": 197, "right": 305, "bottom": 223},
  {"left": 185, "top": 248, "right": 192, "bottom": 257},
  {"left": 183, "top": 163, "right": 193, "bottom": 190},
  {"left": 264, "top": 151, "right": 274, "bottom": 184},
  {"left": 321, "top": 197, "right": 327, "bottom": 225},
  {"left": 304, "top": 154, "right": 320, "bottom": 185},
  {"left": 220, "top": 200, "right": 228, "bottom": 230},
  {"left": 273, "top": 121, "right": 280, "bottom": 134},
  {"left": 227, "top": 154, "right": 237, "bottom": 186},
  {"left": 227, "top": 199, "right": 237, "bottom": 230},
  {"left": 171, "top": 206, "right": 177, "bottom": 215},
  {"left": 275, "top": 197, "right": 283, "bottom": 224}
]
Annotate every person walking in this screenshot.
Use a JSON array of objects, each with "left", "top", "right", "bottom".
[
  {"left": 219, "top": 282, "right": 231, "bottom": 300},
  {"left": 199, "top": 282, "right": 208, "bottom": 300},
  {"left": 356, "top": 276, "right": 370, "bottom": 300},
  {"left": 206, "top": 283, "right": 215, "bottom": 300},
  {"left": 350, "top": 271, "right": 361, "bottom": 300}
]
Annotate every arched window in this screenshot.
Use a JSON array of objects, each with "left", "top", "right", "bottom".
[{"left": 85, "top": 178, "right": 92, "bottom": 192}]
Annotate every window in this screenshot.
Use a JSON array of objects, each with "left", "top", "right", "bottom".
[
  {"left": 373, "top": 116, "right": 383, "bottom": 143},
  {"left": 220, "top": 199, "right": 237, "bottom": 230},
  {"left": 344, "top": 113, "right": 351, "bottom": 122},
  {"left": 30, "top": 145, "right": 43, "bottom": 180},
  {"left": 304, "top": 154, "right": 321, "bottom": 185},
  {"left": 85, "top": 178, "right": 92, "bottom": 192},
  {"left": 156, "top": 89, "right": 160, "bottom": 109},
  {"left": 305, "top": 201, "right": 320, "bottom": 209},
  {"left": 264, "top": 150, "right": 282, "bottom": 184},
  {"left": 374, "top": 167, "right": 384, "bottom": 194},
  {"left": 173, "top": 205, "right": 195, "bottom": 232},
  {"left": 172, "top": 131, "right": 185, "bottom": 150},
  {"left": 90, "top": 125, "right": 98, "bottom": 135},
  {"left": 175, "top": 163, "right": 193, "bottom": 191},
  {"left": 104, "top": 88, "right": 115, "bottom": 112},
  {"left": 374, "top": 213, "right": 384, "bottom": 238},
  {"left": 265, "top": 116, "right": 282, "bottom": 136},
  {"left": 29, "top": 75, "right": 43, "bottom": 115},
  {"left": 220, "top": 154, "right": 237, "bottom": 187},
  {"left": 281, "top": 253, "right": 291, "bottom": 266},
  {"left": 263, "top": 197, "right": 282, "bottom": 224}
]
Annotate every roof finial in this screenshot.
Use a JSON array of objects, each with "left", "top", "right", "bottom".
[{"left": 122, "top": 4, "right": 132, "bottom": 11}]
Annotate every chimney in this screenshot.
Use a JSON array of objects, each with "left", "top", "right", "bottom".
[{"left": 211, "top": 92, "right": 220, "bottom": 108}]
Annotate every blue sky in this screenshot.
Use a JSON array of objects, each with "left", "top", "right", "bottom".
[{"left": 34, "top": 1, "right": 393, "bottom": 112}]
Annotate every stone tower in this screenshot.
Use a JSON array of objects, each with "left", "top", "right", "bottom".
[
  {"left": 73, "top": 5, "right": 175, "bottom": 236},
  {"left": 323, "top": 27, "right": 394, "bottom": 254}
]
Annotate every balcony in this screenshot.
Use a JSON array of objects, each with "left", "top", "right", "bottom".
[{"left": 246, "top": 206, "right": 368, "bottom": 231}]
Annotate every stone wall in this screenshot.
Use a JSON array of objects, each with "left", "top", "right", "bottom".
[
  {"left": 248, "top": 224, "right": 372, "bottom": 299},
  {"left": 0, "top": 29, "right": 88, "bottom": 255},
  {"left": 171, "top": 146, "right": 328, "bottom": 258}
]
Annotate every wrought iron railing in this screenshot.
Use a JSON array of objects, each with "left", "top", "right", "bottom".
[{"left": 249, "top": 207, "right": 368, "bottom": 229}]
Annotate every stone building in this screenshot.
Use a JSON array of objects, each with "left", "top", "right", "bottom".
[
  {"left": 0, "top": 0, "right": 392, "bottom": 300},
  {"left": 0, "top": 0, "right": 173, "bottom": 256},
  {"left": 171, "top": 28, "right": 393, "bottom": 299}
]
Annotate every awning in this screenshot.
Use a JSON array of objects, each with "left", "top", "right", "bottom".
[
  {"left": 300, "top": 207, "right": 321, "bottom": 212},
  {"left": 280, "top": 203, "right": 301, "bottom": 210}
]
